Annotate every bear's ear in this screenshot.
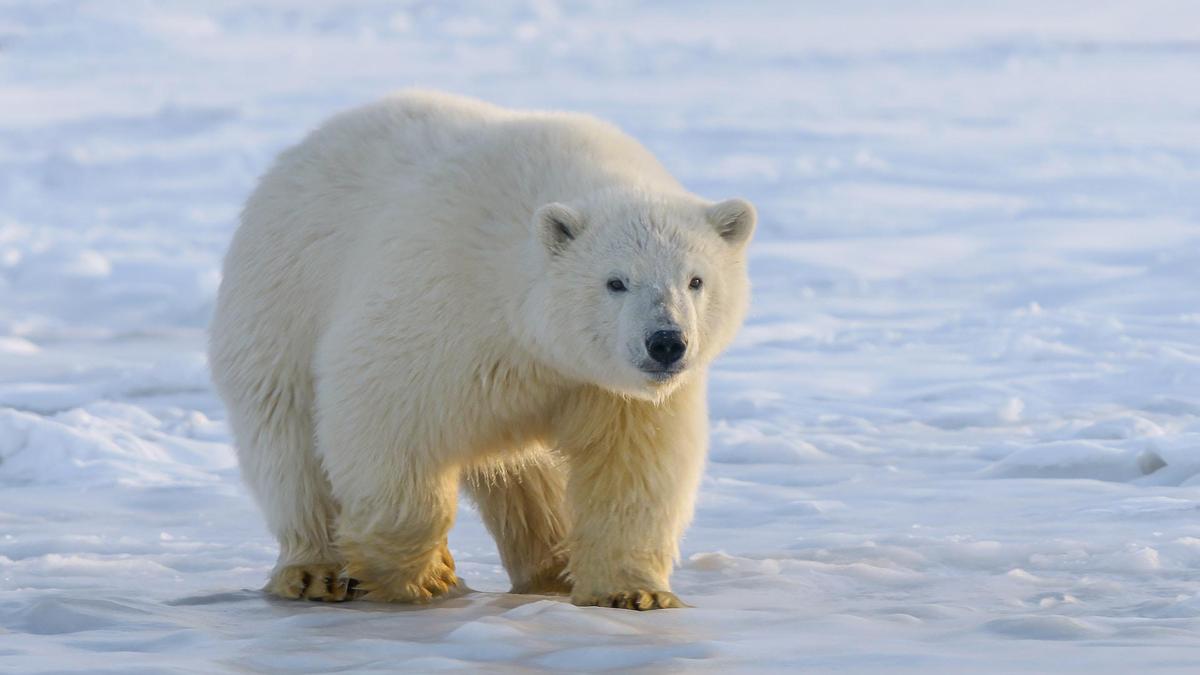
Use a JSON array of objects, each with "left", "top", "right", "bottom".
[
  {"left": 706, "top": 198, "right": 756, "bottom": 248},
  {"left": 534, "top": 203, "right": 585, "bottom": 254}
]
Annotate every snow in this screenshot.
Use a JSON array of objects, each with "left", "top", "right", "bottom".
[{"left": 2, "top": 1, "right": 1199, "bottom": 671}]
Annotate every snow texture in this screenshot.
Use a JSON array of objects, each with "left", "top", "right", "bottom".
[{"left": 2, "top": 1, "right": 1199, "bottom": 672}]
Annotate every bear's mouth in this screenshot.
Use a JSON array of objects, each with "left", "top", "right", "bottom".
[{"left": 639, "top": 363, "right": 686, "bottom": 382}]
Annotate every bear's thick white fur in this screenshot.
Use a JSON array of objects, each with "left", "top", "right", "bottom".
[{"left": 209, "top": 90, "right": 755, "bottom": 609}]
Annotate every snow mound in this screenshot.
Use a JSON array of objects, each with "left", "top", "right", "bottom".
[
  {"left": 981, "top": 441, "right": 1167, "bottom": 482},
  {"left": 0, "top": 404, "right": 234, "bottom": 487}
]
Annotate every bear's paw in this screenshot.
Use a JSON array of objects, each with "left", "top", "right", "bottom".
[
  {"left": 576, "top": 589, "right": 689, "bottom": 611},
  {"left": 347, "top": 543, "right": 459, "bottom": 603}
]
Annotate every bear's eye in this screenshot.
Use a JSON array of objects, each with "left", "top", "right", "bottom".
[
  {"left": 688, "top": 276, "right": 703, "bottom": 290},
  {"left": 607, "top": 278, "right": 627, "bottom": 293}
]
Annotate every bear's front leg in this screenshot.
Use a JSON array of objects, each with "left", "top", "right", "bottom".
[
  {"left": 333, "top": 467, "right": 460, "bottom": 603},
  {"left": 557, "top": 381, "right": 708, "bottom": 610}
]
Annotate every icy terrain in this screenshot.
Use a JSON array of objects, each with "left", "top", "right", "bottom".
[{"left": 2, "top": 1, "right": 1200, "bottom": 672}]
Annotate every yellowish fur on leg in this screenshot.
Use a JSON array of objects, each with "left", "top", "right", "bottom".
[
  {"left": 556, "top": 381, "right": 709, "bottom": 610},
  {"left": 330, "top": 467, "right": 460, "bottom": 603},
  {"left": 266, "top": 563, "right": 354, "bottom": 602}
]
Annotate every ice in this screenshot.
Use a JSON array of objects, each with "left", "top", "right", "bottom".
[{"left": 2, "top": 0, "right": 1199, "bottom": 672}]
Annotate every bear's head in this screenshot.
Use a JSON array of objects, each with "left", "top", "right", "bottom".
[{"left": 523, "top": 189, "right": 755, "bottom": 401}]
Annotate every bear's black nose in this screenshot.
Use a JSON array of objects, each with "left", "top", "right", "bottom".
[{"left": 646, "top": 330, "right": 687, "bottom": 367}]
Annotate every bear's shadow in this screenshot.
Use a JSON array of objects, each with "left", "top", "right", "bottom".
[{"left": 167, "top": 585, "right": 568, "bottom": 615}]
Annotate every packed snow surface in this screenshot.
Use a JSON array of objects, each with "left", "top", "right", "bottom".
[{"left": 2, "top": 1, "right": 1200, "bottom": 672}]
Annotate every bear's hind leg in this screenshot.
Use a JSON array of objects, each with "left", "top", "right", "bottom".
[
  {"left": 220, "top": 372, "right": 347, "bottom": 602},
  {"left": 464, "top": 449, "right": 571, "bottom": 595}
]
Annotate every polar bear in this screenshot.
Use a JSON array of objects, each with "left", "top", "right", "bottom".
[{"left": 209, "top": 91, "right": 755, "bottom": 610}]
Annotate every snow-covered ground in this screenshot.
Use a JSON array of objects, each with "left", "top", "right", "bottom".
[{"left": 2, "top": 1, "right": 1200, "bottom": 671}]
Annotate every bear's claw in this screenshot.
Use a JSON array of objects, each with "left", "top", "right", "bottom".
[{"left": 267, "top": 563, "right": 357, "bottom": 602}]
